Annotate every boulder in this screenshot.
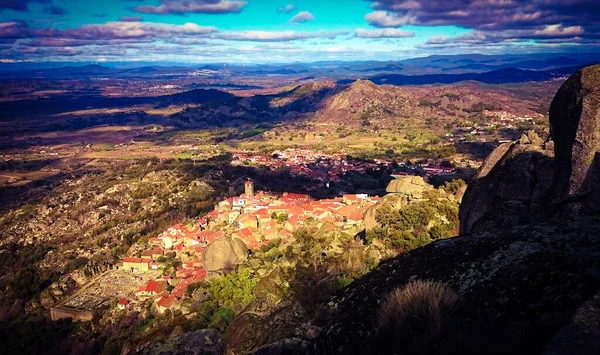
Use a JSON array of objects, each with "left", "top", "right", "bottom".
[
  {"left": 226, "top": 301, "right": 308, "bottom": 355},
  {"left": 549, "top": 64, "right": 600, "bottom": 202},
  {"left": 386, "top": 175, "right": 432, "bottom": 199},
  {"left": 203, "top": 236, "right": 248, "bottom": 273},
  {"left": 460, "top": 65, "right": 600, "bottom": 234},
  {"left": 459, "top": 137, "right": 554, "bottom": 234},
  {"left": 543, "top": 291, "right": 600, "bottom": 355},
  {"left": 255, "top": 338, "right": 312, "bottom": 355}
]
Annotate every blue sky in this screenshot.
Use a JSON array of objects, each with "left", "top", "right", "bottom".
[{"left": 0, "top": 0, "right": 598, "bottom": 63}]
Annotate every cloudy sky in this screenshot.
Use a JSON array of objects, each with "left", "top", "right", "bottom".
[{"left": 0, "top": 0, "right": 598, "bottom": 63}]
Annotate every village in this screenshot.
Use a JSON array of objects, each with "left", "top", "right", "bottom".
[
  {"left": 231, "top": 148, "right": 465, "bottom": 184},
  {"left": 52, "top": 179, "right": 382, "bottom": 318},
  {"left": 115, "top": 179, "right": 382, "bottom": 314}
]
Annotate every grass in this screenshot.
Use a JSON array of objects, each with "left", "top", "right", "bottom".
[{"left": 377, "top": 280, "right": 460, "bottom": 353}]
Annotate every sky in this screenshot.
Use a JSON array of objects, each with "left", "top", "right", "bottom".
[{"left": 0, "top": 0, "right": 598, "bottom": 64}]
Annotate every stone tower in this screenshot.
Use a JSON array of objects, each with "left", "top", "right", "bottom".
[{"left": 245, "top": 180, "right": 254, "bottom": 198}]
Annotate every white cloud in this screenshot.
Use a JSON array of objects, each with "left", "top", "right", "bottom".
[
  {"left": 289, "top": 11, "right": 316, "bottom": 24},
  {"left": 365, "top": 11, "right": 416, "bottom": 27},
  {"left": 355, "top": 28, "right": 415, "bottom": 38},
  {"left": 215, "top": 30, "right": 347, "bottom": 42}
]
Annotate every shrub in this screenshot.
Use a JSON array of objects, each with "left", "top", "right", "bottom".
[
  {"left": 377, "top": 280, "right": 459, "bottom": 353},
  {"left": 442, "top": 179, "right": 466, "bottom": 194}
]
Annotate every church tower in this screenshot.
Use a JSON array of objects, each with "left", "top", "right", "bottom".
[{"left": 245, "top": 180, "right": 254, "bottom": 198}]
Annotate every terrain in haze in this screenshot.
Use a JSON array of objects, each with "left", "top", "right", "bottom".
[{"left": 1, "top": 53, "right": 599, "bottom": 354}]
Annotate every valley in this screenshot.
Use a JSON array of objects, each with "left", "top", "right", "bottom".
[{"left": 0, "top": 55, "right": 597, "bottom": 354}]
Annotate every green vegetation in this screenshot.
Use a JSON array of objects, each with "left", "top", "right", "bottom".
[
  {"left": 368, "top": 190, "right": 459, "bottom": 251},
  {"left": 238, "top": 128, "right": 268, "bottom": 139},
  {"left": 442, "top": 179, "right": 466, "bottom": 194},
  {"left": 185, "top": 267, "right": 259, "bottom": 332},
  {"left": 63, "top": 257, "right": 89, "bottom": 274}
]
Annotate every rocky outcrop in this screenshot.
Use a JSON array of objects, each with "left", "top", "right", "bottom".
[
  {"left": 139, "top": 329, "right": 223, "bottom": 355},
  {"left": 543, "top": 291, "right": 600, "bottom": 355},
  {"left": 224, "top": 268, "right": 312, "bottom": 355},
  {"left": 316, "top": 215, "right": 600, "bottom": 354},
  {"left": 365, "top": 176, "right": 436, "bottom": 232},
  {"left": 549, "top": 64, "right": 600, "bottom": 209},
  {"left": 460, "top": 64, "right": 600, "bottom": 234},
  {"left": 386, "top": 175, "right": 433, "bottom": 198},
  {"left": 203, "top": 236, "right": 248, "bottom": 274},
  {"left": 226, "top": 301, "right": 308, "bottom": 355},
  {"left": 459, "top": 131, "right": 554, "bottom": 234},
  {"left": 255, "top": 338, "right": 311, "bottom": 355}
]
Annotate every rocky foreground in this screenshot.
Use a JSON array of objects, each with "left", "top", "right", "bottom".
[{"left": 305, "top": 64, "right": 600, "bottom": 354}]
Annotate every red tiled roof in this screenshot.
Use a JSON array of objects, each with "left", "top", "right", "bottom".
[
  {"left": 348, "top": 211, "right": 364, "bottom": 221},
  {"left": 118, "top": 298, "right": 129, "bottom": 305},
  {"left": 336, "top": 205, "right": 358, "bottom": 217},
  {"left": 264, "top": 228, "right": 278, "bottom": 238},
  {"left": 280, "top": 229, "right": 292, "bottom": 237},
  {"left": 193, "top": 269, "right": 207, "bottom": 282},
  {"left": 123, "top": 257, "right": 144, "bottom": 263},
  {"left": 235, "top": 228, "right": 254, "bottom": 238},
  {"left": 156, "top": 295, "right": 176, "bottom": 308}
]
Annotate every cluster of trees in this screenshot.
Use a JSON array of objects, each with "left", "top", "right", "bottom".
[
  {"left": 186, "top": 267, "right": 259, "bottom": 332},
  {"left": 368, "top": 189, "right": 459, "bottom": 251}
]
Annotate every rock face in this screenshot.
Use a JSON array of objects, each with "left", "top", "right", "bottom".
[
  {"left": 203, "top": 236, "right": 248, "bottom": 273},
  {"left": 226, "top": 301, "right": 308, "bottom": 355},
  {"left": 549, "top": 64, "right": 600, "bottom": 208},
  {"left": 225, "top": 269, "right": 311, "bottom": 355},
  {"left": 317, "top": 216, "right": 600, "bottom": 354},
  {"left": 460, "top": 64, "right": 600, "bottom": 234},
  {"left": 543, "top": 291, "right": 600, "bottom": 355},
  {"left": 459, "top": 131, "right": 554, "bottom": 234},
  {"left": 140, "top": 329, "right": 223, "bottom": 355}
]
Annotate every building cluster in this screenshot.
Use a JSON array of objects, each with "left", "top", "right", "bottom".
[
  {"left": 393, "top": 160, "right": 457, "bottom": 177},
  {"left": 118, "top": 180, "right": 380, "bottom": 314},
  {"left": 232, "top": 148, "right": 390, "bottom": 184}
]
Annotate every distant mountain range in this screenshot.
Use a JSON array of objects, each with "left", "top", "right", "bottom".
[
  {"left": 339, "top": 67, "right": 580, "bottom": 86},
  {"left": 1, "top": 52, "right": 599, "bottom": 85}
]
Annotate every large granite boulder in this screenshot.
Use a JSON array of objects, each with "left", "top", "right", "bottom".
[
  {"left": 549, "top": 64, "right": 600, "bottom": 210},
  {"left": 203, "top": 236, "right": 248, "bottom": 273},
  {"left": 386, "top": 175, "right": 433, "bottom": 199},
  {"left": 460, "top": 64, "right": 600, "bottom": 234},
  {"left": 459, "top": 131, "right": 554, "bottom": 234},
  {"left": 316, "top": 215, "right": 600, "bottom": 354}
]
